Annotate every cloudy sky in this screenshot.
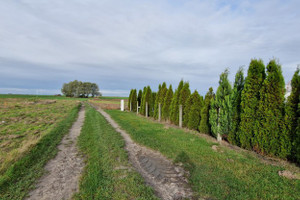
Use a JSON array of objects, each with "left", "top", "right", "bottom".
[{"left": 0, "top": 0, "right": 299, "bottom": 96}]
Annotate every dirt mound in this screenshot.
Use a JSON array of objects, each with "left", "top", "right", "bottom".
[{"left": 278, "top": 170, "right": 299, "bottom": 180}]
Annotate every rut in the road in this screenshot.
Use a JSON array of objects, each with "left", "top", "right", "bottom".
[
  {"left": 26, "top": 106, "right": 85, "bottom": 200},
  {"left": 93, "top": 105, "right": 194, "bottom": 200}
]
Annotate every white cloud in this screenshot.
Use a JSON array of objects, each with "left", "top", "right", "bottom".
[{"left": 0, "top": 0, "right": 299, "bottom": 96}]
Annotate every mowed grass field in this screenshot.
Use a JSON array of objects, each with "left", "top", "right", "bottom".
[
  {"left": 0, "top": 97, "right": 80, "bottom": 199},
  {"left": 74, "top": 104, "right": 157, "bottom": 200},
  {"left": 107, "top": 110, "right": 300, "bottom": 200}
]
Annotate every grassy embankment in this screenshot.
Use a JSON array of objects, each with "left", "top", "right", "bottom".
[
  {"left": 107, "top": 110, "right": 300, "bottom": 200},
  {"left": 0, "top": 98, "right": 80, "bottom": 199},
  {"left": 74, "top": 104, "right": 157, "bottom": 200}
]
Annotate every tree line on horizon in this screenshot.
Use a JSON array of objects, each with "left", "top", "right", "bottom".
[
  {"left": 61, "top": 80, "right": 101, "bottom": 98},
  {"left": 128, "top": 59, "right": 300, "bottom": 164}
]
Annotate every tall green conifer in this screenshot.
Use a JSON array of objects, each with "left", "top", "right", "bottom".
[
  {"left": 137, "top": 89, "right": 142, "bottom": 107},
  {"left": 170, "top": 80, "right": 184, "bottom": 124},
  {"left": 187, "top": 91, "right": 203, "bottom": 130},
  {"left": 128, "top": 89, "right": 133, "bottom": 109},
  {"left": 162, "top": 85, "right": 173, "bottom": 120},
  {"left": 179, "top": 82, "right": 191, "bottom": 126},
  {"left": 199, "top": 87, "right": 214, "bottom": 134},
  {"left": 154, "top": 84, "right": 162, "bottom": 119},
  {"left": 131, "top": 89, "right": 137, "bottom": 112},
  {"left": 228, "top": 67, "right": 245, "bottom": 145},
  {"left": 239, "top": 59, "right": 266, "bottom": 149},
  {"left": 154, "top": 83, "right": 167, "bottom": 119},
  {"left": 183, "top": 95, "right": 193, "bottom": 127},
  {"left": 209, "top": 69, "right": 232, "bottom": 140},
  {"left": 140, "top": 87, "right": 147, "bottom": 115},
  {"left": 285, "top": 68, "right": 300, "bottom": 162},
  {"left": 256, "top": 60, "right": 289, "bottom": 158}
]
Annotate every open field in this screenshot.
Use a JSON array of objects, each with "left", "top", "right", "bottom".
[
  {"left": 107, "top": 110, "right": 300, "bottom": 200},
  {"left": 89, "top": 98, "right": 128, "bottom": 110},
  {"left": 0, "top": 98, "right": 80, "bottom": 199},
  {"left": 99, "top": 96, "right": 128, "bottom": 100},
  {"left": 0, "top": 94, "right": 127, "bottom": 100},
  {"left": 0, "top": 98, "right": 79, "bottom": 173},
  {"left": 74, "top": 104, "right": 157, "bottom": 199}
]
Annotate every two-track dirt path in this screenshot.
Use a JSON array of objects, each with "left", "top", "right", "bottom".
[
  {"left": 26, "top": 106, "right": 85, "bottom": 200},
  {"left": 91, "top": 104, "right": 195, "bottom": 200}
]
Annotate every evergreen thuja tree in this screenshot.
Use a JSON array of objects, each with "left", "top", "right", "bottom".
[
  {"left": 199, "top": 87, "right": 214, "bottom": 134},
  {"left": 239, "top": 59, "right": 265, "bottom": 150},
  {"left": 187, "top": 91, "right": 203, "bottom": 130},
  {"left": 170, "top": 80, "right": 184, "bottom": 124},
  {"left": 179, "top": 82, "right": 191, "bottom": 126},
  {"left": 128, "top": 89, "right": 133, "bottom": 110},
  {"left": 285, "top": 68, "right": 300, "bottom": 162},
  {"left": 256, "top": 60, "right": 290, "bottom": 158},
  {"left": 160, "top": 83, "right": 168, "bottom": 114},
  {"left": 150, "top": 91, "right": 156, "bottom": 117},
  {"left": 183, "top": 95, "right": 193, "bottom": 127},
  {"left": 137, "top": 89, "right": 142, "bottom": 107},
  {"left": 140, "top": 87, "right": 147, "bottom": 115},
  {"left": 144, "top": 86, "right": 152, "bottom": 117},
  {"left": 295, "top": 98, "right": 300, "bottom": 163},
  {"left": 228, "top": 67, "right": 245, "bottom": 145},
  {"left": 162, "top": 85, "right": 173, "bottom": 120},
  {"left": 209, "top": 69, "right": 232, "bottom": 141},
  {"left": 154, "top": 84, "right": 162, "bottom": 119},
  {"left": 154, "top": 83, "right": 167, "bottom": 119},
  {"left": 131, "top": 89, "right": 137, "bottom": 112}
]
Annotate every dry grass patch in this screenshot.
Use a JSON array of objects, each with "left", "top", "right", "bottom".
[{"left": 0, "top": 98, "right": 77, "bottom": 174}]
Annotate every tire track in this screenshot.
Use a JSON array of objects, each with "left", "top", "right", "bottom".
[{"left": 91, "top": 104, "right": 194, "bottom": 200}]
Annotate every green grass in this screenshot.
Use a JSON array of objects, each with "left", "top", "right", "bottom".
[
  {"left": 107, "top": 110, "right": 300, "bottom": 200},
  {"left": 74, "top": 104, "right": 157, "bottom": 200},
  {"left": 0, "top": 98, "right": 77, "bottom": 173},
  {"left": 0, "top": 104, "right": 80, "bottom": 200}
]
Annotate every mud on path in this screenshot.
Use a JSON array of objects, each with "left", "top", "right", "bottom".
[
  {"left": 92, "top": 105, "right": 194, "bottom": 200},
  {"left": 26, "top": 106, "right": 85, "bottom": 200}
]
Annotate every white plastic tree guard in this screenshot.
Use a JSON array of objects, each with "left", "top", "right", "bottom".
[{"left": 120, "top": 99, "right": 124, "bottom": 111}]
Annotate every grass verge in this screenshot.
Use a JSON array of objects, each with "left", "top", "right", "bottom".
[
  {"left": 107, "top": 110, "right": 300, "bottom": 200},
  {"left": 74, "top": 104, "right": 158, "bottom": 200},
  {"left": 0, "top": 104, "right": 80, "bottom": 200}
]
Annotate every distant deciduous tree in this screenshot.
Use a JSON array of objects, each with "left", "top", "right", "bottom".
[{"left": 61, "top": 80, "right": 100, "bottom": 98}]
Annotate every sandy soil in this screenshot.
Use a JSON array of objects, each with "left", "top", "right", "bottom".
[
  {"left": 26, "top": 106, "right": 85, "bottom": 200},
  {"left": 90, "top": 104, "right": 195, "bottom": 200}
]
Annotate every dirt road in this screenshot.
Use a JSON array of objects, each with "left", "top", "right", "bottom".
[
  {"left": 26, "top": 106, "right": 85, "bottom": 200},
  {"left": 91, "top": 104, "right": 194, "bottom": 200}
]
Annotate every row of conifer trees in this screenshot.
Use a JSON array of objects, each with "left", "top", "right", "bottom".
[{"left": 128, "top": 59, "right": 300, "bottom": 164}]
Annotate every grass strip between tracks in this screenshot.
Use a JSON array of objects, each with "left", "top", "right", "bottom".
[{"left": 74, "top": 104, "right": 158, "bottom": 200}]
